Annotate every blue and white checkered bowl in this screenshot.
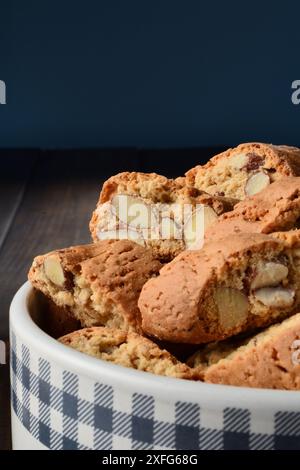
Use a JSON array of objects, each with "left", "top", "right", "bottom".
[{"left": 10, "top": 282, "right": 300, "bottom": 450}]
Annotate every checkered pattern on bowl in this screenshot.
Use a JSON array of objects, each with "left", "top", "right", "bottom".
[{"left": 10, "top": 331, "right": 300, "bottom": 450}]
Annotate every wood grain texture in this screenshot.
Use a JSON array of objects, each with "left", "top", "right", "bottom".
[
  {"left": 0, "top": 152, "right": 37, "bottom": 250},
  {"left": 0, "top": 155, "right": 103, "bottom": 339}
]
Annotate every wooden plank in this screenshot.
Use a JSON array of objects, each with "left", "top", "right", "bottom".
[
  {"left": 0, "top": 152, "right": 37, "bottom": 250},
  {"left": 0, "top": 148, "right": 142, "bottom": 339},
  {"left": 0, "top": 153, "right": 107, "bottom": 340},
  {"left": 0, "top": 153, "right": 37, "bottom": 451}
]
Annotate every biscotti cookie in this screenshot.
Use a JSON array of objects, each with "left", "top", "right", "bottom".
[
  {"left": 59, "top": 327, "right": 200, "bottom": 380},
  {"left": 205, "top": 177, "right": 300, "bottom": 242},
  {"left": 90, "top": 172, "right": 236, "bottom": 261},
  {"left": 186, "top": 143, "right": 300, "bottom": 200},
  {"left": 187, "top": 313, "right": 300, "bottom": 389},
  {"left": 28, "top": 240, "right": 161, "bottom": 333},
  {"left": 139, "top": 233, "right": 300, "bottom": 344},
  {"left": 272, "top": 228, "right": 300, "bottom": 247}
]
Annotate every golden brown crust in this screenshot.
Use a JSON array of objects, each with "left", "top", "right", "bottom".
[
  {"left": 97, "top": 171, "right": 237, "bottom": 213},
  {"left": 187, "top": 143, "right": 300, "bottom": 180},
  {"left": 205, "top": 218, "right": 264, "bottom": 243},
  {"left": 99, "top": 172, "right": 174, "bottom": 204},
  {"left": 205, "top": 177, "right": 300, "bottom": 242},
  {"left": 188, "top": 313, "right": 300, "bottom": 390},
  {"left": 59, "top": 326, "right": 201, "bottom": 380},
  {"left": 139, "top": 233, "right": 298, "bottom": 344},
  {"left": 29, "top": 240, "right": 162, "bottom": 333},
  {"left": 272, "top": 229, "right": 300, "bottom": 247},
  {"left": 186, "top": 143, "right": 300, "bottom": 200}
]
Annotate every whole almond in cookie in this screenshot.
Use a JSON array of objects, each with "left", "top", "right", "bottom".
[
  {"left": 139, "top": 233, "right": 300, "bottom": 344},
  {"left": 43, "top": 255, "right": 66, "bottom": 287},
  {"left": 244, "top": 171, "right": 270, "bottom": 196},
  {"left": 29, "top": 239, "right": 162, "bottom": 333},
  {"left": 187, "top": 313, "right": 300, "bottom": 390},
  {"left": 186, "top": 142, "right": 300, "bottom": 200},
  {"left": 90, "top": 172, "right": 236, "bottom": 261},
  {"left": 205, "top": 177, "right": 300, "bottom": 242}
]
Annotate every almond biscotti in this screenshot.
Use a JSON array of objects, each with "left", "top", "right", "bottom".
[
  {"left": 59, "top": 327, "right": 200, "bottom": 380},
  {"left": 28, "top": 240, "right": 161, "bottom": 333},
  {"left": 186, "top": 143, "right": 300, "bottom": 200},
  {"left": 90, "top": 172, "right": 236, "bottom": 261},
  {"left": 138, "top": 233, "right": 300, "bottom": 344},
  {"left": 205, "top": 177, "right": 300, "bottom": 242},
  {"left": 187, "top": 313, "right": 300, "bottom": 389}
]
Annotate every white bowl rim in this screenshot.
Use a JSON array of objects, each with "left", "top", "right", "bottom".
[{"left": 9, "top": 281, "right": 300, "bottom": 410}]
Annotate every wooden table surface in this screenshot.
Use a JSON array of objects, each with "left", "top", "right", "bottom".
[{"left": 0, "top": 148, "right": 219, "bottom": 450}]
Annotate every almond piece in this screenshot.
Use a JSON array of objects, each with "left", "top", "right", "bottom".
[
  {"left": 244, "top": 171, "right": 270, "bottom": 196},
  {"left": 97, "top": 228, "right": 145, "bottom": 246},
  {"left": 229, "top": 153, "right": 248, "bottom": 169},
  {"left": 184, "top": 205, "right": 218, "bottom": 249},
  {"left": 253, "top": 287, "right": 295, "bottom": 308},
  {"left": 44, "top": 255, "right": 65, "bottom": 287},
  {"left": 214, "top": 287, "right": 249, "bottom": 330},
  {"left": 96, "top": 202, "right": 119, "bottom": 231},
  {"left": 250, "top": 262, "right": 288, "bottom": 290},
  {"left": 111, "top": 194, "right": 155, "bottom": 229}
]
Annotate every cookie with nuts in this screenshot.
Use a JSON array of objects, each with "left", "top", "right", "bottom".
[
  {"left": 205, "top": 177, "right": 300, "bottom": 242},
  {"left": 59, "top": 326, "right": 201, "bottom": 380},
  {"left": 90, "top": 172, "right": 236, "bottom": 261},
  {"left": 187, "top": 313, "right": 300, "bottom": 389},
  {"left": 28, "top": 239, "right": 162, "bottom": 333},
  {"left": 139, "top": 233, "right": 300, "bottom": 344},
  {"left": 186, "top": 143, "right": 300, "bottom": 200}
]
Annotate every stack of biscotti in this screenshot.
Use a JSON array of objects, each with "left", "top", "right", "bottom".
[
  {"left": 205, "top": 177, "right": 300, "bottom": 242},
  {"left": 138, "top": 230, "right": 300, "bottom": 388},
  {"left": 90, "top": 143, "right": 300, "bottom": 261},
  {"left": 28, "top": 239, "right": 201, "bottom": 380},
  {"left": 90, "top": 172, "right": 237, "bottom": 261},
  {"left": 186, "top": 313, "right": 300, "bottom": 389},
  {"left": 28, "top": 142, "right": 300, "bottom": 388}
]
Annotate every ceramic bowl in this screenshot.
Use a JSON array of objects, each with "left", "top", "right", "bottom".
[{"left": 10, "top": 282, "right": 300, "bottom": 450}]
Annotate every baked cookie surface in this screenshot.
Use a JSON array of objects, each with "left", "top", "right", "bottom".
[
  {"left": 90, "top": 172, "right": 236, "bottom": 261},
  {"left": 205, "top": 177, "right": 300, "bottom": 242},
  {"left": 28, "top": 239, "right": 161, "bottom": 333},
  {"left": 59, "top": 326, "right": 200, "bottom": 380},
  {"left": 188, "top": 313, "right": 300, "bottom": 390},
  {"left": 186, "top": 143, "right": 300, "bottom": 200},
  {"left": 139, "top": 233, "right": 300, "bottom": 344}
]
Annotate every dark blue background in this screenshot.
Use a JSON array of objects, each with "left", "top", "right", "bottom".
[{"left": 0, "top": 1, "right": 299, "bottom": 148}]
